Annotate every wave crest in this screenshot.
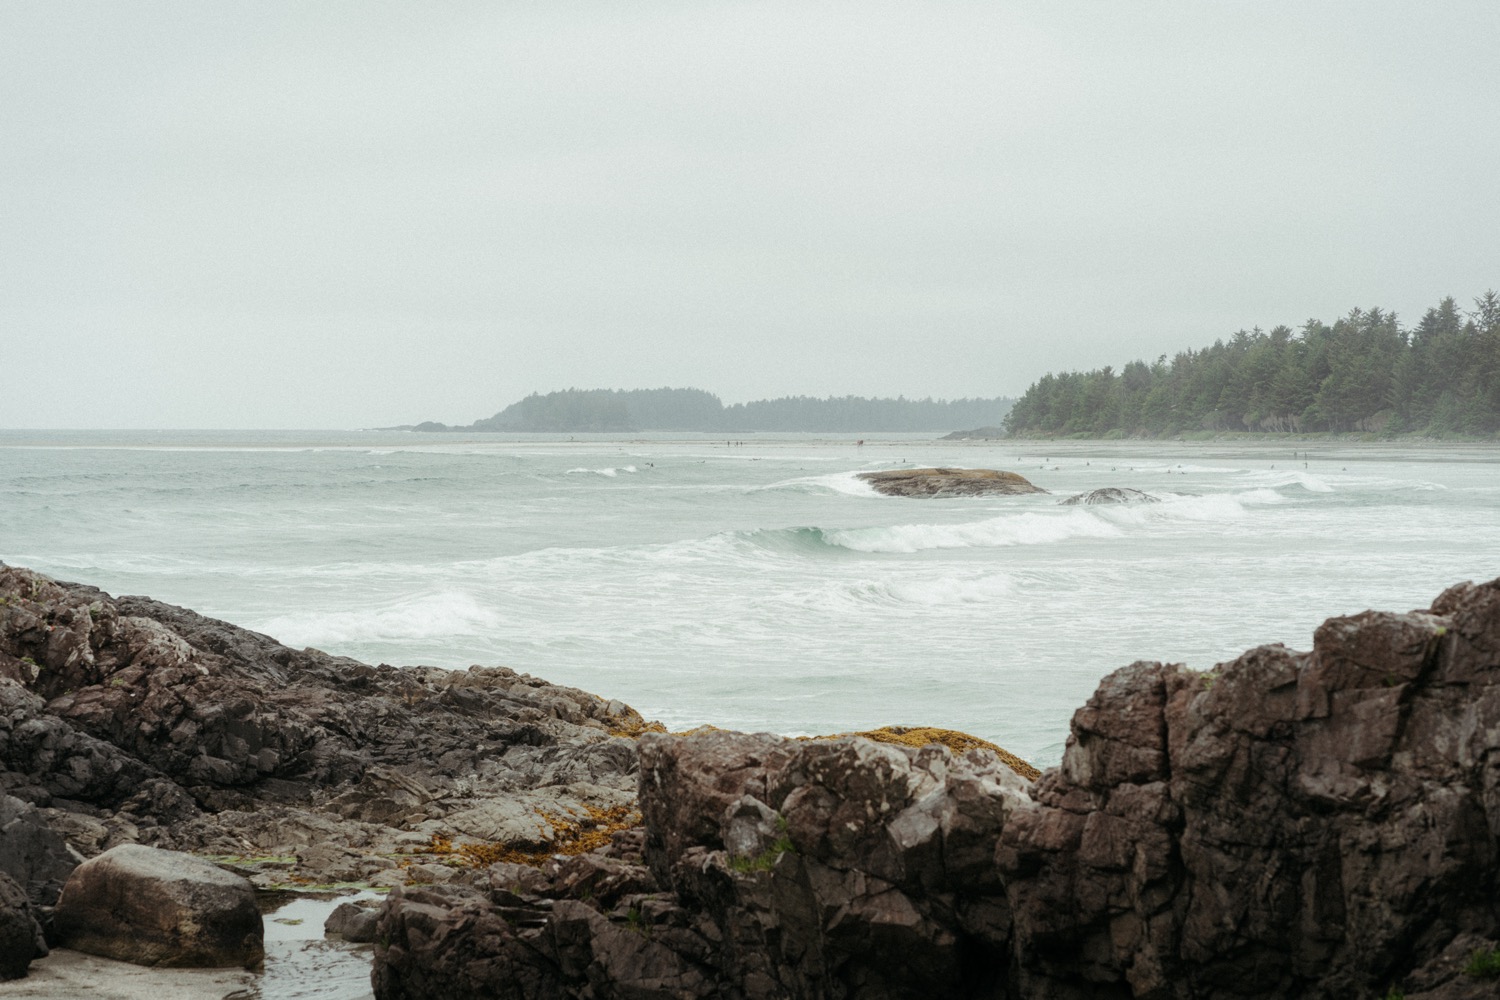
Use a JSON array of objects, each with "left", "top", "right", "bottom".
[
  {"left": 253, "top": 589, "right": 501, "bottom": 645},
  {"left": 820, "top": 511, "right": 1122, "bottom": 553}
]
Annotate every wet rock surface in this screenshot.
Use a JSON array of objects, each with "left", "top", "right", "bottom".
[
  {"left": 372, "top": 577, "right": 1500, "bottom": 1000},
  {"left": 54, "top": 844, "right": 263, "bottom": 968},
  {"left": 856, "top": 468, "right": 1047, "bottom": 497},
  {"left": 1059, "top": 487, "right": 1160, "bottom": 505}
]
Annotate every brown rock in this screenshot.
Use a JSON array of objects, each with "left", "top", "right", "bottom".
[
  {"left": 52, "top": 844, "right": 263, "bottom": 968},
  {"left": 325, "top": 899, "right": 380, "bottom": 943},
  {"left": 857, "top": 468, "right": 1047, "bottom": 497}
]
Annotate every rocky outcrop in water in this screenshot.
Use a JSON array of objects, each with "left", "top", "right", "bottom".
[
  {"left": 1059, "top": 487, "right": 1160, "bottom": 505},
  {"left": 857, "top": 468, "right": 1046, "bottom": 498},
  {"left": 372, "top": 577, "right": 1500, "bottom": 999}
]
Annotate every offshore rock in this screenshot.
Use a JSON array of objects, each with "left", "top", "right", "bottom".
[
  {"left": 1058, "top": 487, "right": 1160, "bottom": 505},
  {"left": 857, "top": 468, "right": 1046, "bottom": 498},
  {"left": 53, "top": 844, "right": 262, "bottom": 968},
  {"left": 372, "top": 577, "right": 1500, "bottom": 999}
]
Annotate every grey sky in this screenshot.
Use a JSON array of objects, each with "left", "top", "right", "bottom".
[{"left": 3, "top": 3, "right": 1497, "bottom": 429}]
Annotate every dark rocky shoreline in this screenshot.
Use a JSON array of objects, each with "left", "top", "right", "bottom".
[{"left": 5, "top": 562, "right": 1500, "bottom": 998}]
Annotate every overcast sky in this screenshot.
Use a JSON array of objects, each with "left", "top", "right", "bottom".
[{"left": 3, "top": 3, "right": 1497, "bottom": 429}]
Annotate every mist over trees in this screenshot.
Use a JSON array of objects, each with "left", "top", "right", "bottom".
[
  {"left": 424, "top": 388, "right": 1014, "bottom": 433},
  {"left": 1004, "top": 293, "right": 1500, "bottom": 438}
]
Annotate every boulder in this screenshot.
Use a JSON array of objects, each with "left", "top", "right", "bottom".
[
  {"left": 857, "top": 468, "right": 1046, "bottom": 497},
  {"left": 325, "top": 899, "right": 380, "bottom": 943},
  {"left": 0, "top": 870, "right": 47, "bottom": 980},
  {"left": 1059, "top": 487, "right": 1160, "bottom": 505},
  {"left": 52, "top": 844, "right": 263, "bottom": 968}
]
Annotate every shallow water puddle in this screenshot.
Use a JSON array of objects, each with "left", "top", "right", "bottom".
[
  {"left": 229, "top": 892, "right": 382, "bottom": 1000},
  {"left": 0, "top": 892, "right": 381, "bottom": 1000}
]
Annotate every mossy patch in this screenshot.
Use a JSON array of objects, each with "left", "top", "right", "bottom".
[
  {"left": 728, "top": 836, "right": 796, "bottom": 874},
  {"left": 410, "top": 803, "right": 641, "bottom": 871},
  {"left": 1465, "top": 945, "right": 1500, "bottom": 979}
]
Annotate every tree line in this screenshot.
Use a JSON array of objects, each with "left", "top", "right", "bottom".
[
  {"left": 1004, "top": 292, "right": 1500, "bottom": 438},
  {"left": 416, "top": 387, "right": 1014, "bottom": 433}
]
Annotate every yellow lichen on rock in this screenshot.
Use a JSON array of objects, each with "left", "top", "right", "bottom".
[
  {"left": 815, "top": 726, "right": 1041, "bottom": 781},
  {"left": 413, "top": 804, "right": 641, "bottom": 870},
  {"left": 606, "top": 717, "right": 669, "bottom": 739}
]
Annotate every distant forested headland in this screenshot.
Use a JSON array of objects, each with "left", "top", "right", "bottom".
[
  {"left": 1004, "top": 292, "right": 1500, "bottom": 438},
  {"left": 412, "top": 388, "right": 1014, "bottom": 434}
]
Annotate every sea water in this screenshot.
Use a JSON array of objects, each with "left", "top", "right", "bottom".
[{"left": 3, "top": 430, "right": 1497, "bottom": 767}]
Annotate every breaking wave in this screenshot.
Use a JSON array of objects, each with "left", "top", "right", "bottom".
[
  {"left": 253, "top": 589, "right": 502, "bottom": 646},
  {"left": 816, "top": 511, "right": 1122, "bottom": 553},
  {"left": 566, "top": 465, "right": 637, "bottom": 477}
]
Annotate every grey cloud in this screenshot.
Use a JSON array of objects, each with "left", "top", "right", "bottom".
[{"left": 2, "top": 3, "right": 1497, "bottom": 427}]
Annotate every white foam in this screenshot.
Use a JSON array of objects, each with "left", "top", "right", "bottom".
[
  {"left": 823, "top": 511, "right": 1121, "bottom": 553},
  {"left": 881, "top": 574, "right": 1016, "bottom": 605},
  {"left": 253, "top": 589, "right": 501, "bottom": 646},
  {"left": 21, "top": 552, "right": 208, "bottom": 575},
  {"left": 1135, "top": 463, "right": 1245, "bottom": 474},
  {"left": 757, "top": 472, "right": 879, "bottom": 497},
  {"left": 1092, "top": 490, "right": 1279, "bottom": 528},
  {"left": 1241, "top": 470, "right": 1335, "bottom": 492},
  {"left": 565, "top": 465, "right": 635, "bottom": 477}
]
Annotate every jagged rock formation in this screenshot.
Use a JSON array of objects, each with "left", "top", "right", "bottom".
[
  {"left": 1059, "top": 487, "right": 1160, "bottom": 505},
  {"left": 372, "top": 577, "right": 1500, "bottom": 999},
  {"left": 0, "top": 563, "right": 648, "bottom": 912},
  {"left": 7, "top": 559, "right": 1500, "bottom": 997},
  {"left": 857, "top": 468, "right": 1046, "bottom": 498}
]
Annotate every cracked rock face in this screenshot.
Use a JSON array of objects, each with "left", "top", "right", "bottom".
[
  {"left": 0, "top": 563, "right": 649, "bottom": 901},
  {"left": 372, "top": 577, "right": 1500, "bottom": 999}
]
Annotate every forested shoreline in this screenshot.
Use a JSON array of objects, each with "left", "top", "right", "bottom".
[
  {"left": 1004, "top": 292, "right": 1500, "bottom": 438},
  {"left": 414, "top": 387, "right": 1014, "bottom": 433}
]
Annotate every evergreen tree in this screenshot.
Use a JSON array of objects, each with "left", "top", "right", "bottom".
[{"left": 1004, "top": 291, "right": 1500, "bottom": 437}]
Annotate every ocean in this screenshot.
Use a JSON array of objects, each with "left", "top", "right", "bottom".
[{"left": 3, "top": 429, "right": 1497, "bottom": 768}]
